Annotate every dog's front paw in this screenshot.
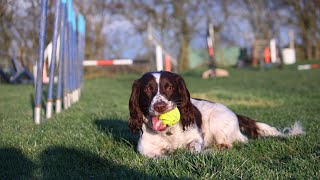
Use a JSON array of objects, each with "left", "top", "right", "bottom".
[
  {"left": 141, "top": 148, "right": 169, "bottom": 159},
  {"left": 187, "top": 140, "right": 203, "bottom": 152}
]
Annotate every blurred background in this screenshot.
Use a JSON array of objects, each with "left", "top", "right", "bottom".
[{"left": 0, "top": 0, "right": 319, "bottom": 77}]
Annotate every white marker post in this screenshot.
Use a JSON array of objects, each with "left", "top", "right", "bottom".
[
  {"left": 270, "top": 39, "right": 277, "bottom": 63},
  {"left": 156, "top": 45, "right": 163, "bottom": 71}
]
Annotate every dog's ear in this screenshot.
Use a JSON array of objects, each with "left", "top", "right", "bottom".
[
  {"left": 175, "top": 74, "right": 196, "bottom": 129},
  {"left": 128, "top": 80, "right": 144, "bottom": 133}
]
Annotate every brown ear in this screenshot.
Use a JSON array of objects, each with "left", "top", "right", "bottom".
[
  {"left": 175, "top": 75, "right": 197, "bottom": 129},
  {"left": 128, "top": 80, "right": 144, "bottom": 133}
]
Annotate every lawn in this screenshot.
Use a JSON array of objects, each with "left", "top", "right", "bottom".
[{"left": 0, "top": 65, "right": 319, "bottom": 179}]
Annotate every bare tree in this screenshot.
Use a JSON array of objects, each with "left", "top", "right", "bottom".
[
  {"left": 282, "top": 0, "right": 320, "bottom": 60},
  {"left": 0, "top": 0, "right": 17, "bottom": 63},
  {"left": 0, "top": 0, "right": 43, "bottom": 68},
  {"left": 114, "top": 0, "right": 231, "bottom": 71}
]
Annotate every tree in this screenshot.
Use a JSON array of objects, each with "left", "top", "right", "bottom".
[
  {"left": 114, "top": 0, "right": 231, "bottom": 72},
  {"left": 282, "top": 0, "right": 320, "bottom": 60}
]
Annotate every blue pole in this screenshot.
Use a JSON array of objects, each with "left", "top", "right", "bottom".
[
  {"left": 81, "top": 16, "right": 86, "bottom": 89},
  {"left": 34, "top": 0, "right": 48, "bottom": 124},
  {"left": 46, "top": 0, "right": 61, "bottom": 119},
  {"left": 63, "top": 15, "right": 69, "bottom": 109},
  {"left": 72, "top": 14, "right": 77, "bottom": 102},
  {"left": 74, "top": 14, "right": 79, "bottom": 102},
  {"left": 56, "top": 0, "right": 66, "bottom": 113},
  {"left": 78, "top": 14, "right": 84, "bottom": 92},
  {"left": 71, "top": 11, "right": 75, "bottom": 103},
  {"left": 67, "top": 0, "right": 73, "bottom": 106},
  {"left": 68, "top": 22, "right": 72, "bottom": 105}
]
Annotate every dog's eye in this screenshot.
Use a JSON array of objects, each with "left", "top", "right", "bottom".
[
  {"left": 166, "top": 85, "right": 173, "bottom": 91},
  {"left": 144, "top": 86, "right": 152, "bottom": 92}
]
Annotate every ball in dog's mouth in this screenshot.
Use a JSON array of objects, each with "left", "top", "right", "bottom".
[
  {"left": 151, "top": 107, "right": 180, "bottom": 131},
  {"left": 152, "top": 116, "right": 167, "bottom": 131}
]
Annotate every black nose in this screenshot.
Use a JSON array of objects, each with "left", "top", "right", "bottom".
[{"left": 153, "top": 101, "right": 167, "bottom": 113}]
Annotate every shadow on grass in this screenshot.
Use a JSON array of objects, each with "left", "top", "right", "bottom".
[
  {"left": 40, "top": 146, "right": 157, "bottom": 179},
  {"left": 95, "top": 118, "right": 139, "bottom": 148},
  {"left": 0, "top": 146, "right": 174, "bottom": 178},
  {"left": 0, "top": 147, "right": 35, "bottom": 179}
]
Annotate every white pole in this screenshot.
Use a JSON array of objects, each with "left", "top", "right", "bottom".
[
  {"left": 209, "top": 23, "right": 214, "bottom": 46},
  {"left": 156, "top": 45, "right": 163, "bottom": 71},
  {"left": 56, "top": 99, "right": 61, "bottom": 113},
  {"left": 270, "top": 39, "right": 277, "bottom": 63},
  {"left": 289, "top": 30, "right": 294, "bottom": 49}
]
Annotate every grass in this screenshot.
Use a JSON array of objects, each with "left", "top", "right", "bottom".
[{"left": 0, "top": 65, "right": 319, "bottom": 179}]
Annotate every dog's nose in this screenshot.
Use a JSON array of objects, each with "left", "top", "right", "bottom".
[{"left": 153, "top": 101, "right": 167, "bottom": 113}]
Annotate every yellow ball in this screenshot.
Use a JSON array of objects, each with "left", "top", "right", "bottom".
[{"left": 159, "top": 107, "right": 180, "bottom": 126}]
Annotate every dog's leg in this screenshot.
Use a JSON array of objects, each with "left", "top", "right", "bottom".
[
  {"left": 216, "top": 143, "right": 232, "bottom": 150},
  {"left": 138, "top": 141, "right": 166, "bottom": 158},
  {"left": 187, "top": 139, "right": 203, "bottom": 152},
  {"left": 137, "top": 129, "right": 170, "bottom": 158},
  {"left": 211, "top": 129, "right": 234, "bottom": 149}
]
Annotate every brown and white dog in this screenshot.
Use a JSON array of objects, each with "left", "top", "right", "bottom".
[{"left": 128, "top": 71, "right": 304, "bottom": 158}]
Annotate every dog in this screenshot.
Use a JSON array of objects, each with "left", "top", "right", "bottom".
[{"left": 128, "top": 71, "right": 304, "bottom": 158}]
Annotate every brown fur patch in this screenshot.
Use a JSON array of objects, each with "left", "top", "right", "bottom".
[
  {"left": 192, "top": 104, "right": 202, "bottom": 129},
  {"left": 236, "top": 114, "right": 260, "bottom": 139}
]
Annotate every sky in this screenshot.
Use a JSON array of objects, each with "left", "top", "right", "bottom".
[{"left": 100, "top": 15, "right": 294, "bottom": 60}]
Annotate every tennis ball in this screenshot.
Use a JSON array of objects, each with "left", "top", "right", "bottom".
[{"left": 159, "top": 107, "right": 180, "bottom": 126}]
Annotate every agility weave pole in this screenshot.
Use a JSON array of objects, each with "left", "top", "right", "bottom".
[{"left": 34, "top": 0, "right": 85, "bottom": 124}]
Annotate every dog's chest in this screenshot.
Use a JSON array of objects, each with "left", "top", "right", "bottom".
[{"left": 162, "top": 125, "right": 200, "bottom": 148}]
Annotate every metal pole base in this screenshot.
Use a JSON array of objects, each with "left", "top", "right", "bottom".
[
  {"left": 34, "top": 107, "right": 41, "bottom": 124},
  {"left": 63, "top": 95, "right": 69, "bottom": 110},
  {"left": 46, "top": 101, "right": 53, "bottom": 119},
  {"left": 56, "top": 99, "right": 62, "bottom": 113}
]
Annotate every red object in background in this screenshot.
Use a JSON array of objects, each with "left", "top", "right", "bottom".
[
  {"left": 97, "top": 60, "right": 114, "bottom": 66},
  {"left": 208, "top": 47, "right": 214, "bottom": 57},
  {"left": 165, "top": 54, "right": 171, "bottom": 72},
  {"left": 207, "top": 35, "right": 214, "bottom": 57},
  {"left": 264, "top": 47, "right": 271, "bottom": 64}
]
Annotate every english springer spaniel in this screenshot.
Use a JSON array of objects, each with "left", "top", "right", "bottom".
[{"left": 128, "top": 71, "right": 304, "bottom": 158}]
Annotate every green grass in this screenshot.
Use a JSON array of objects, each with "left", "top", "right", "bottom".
[{"left": 0, "top": 65, "right": 319, "bottom": 179}]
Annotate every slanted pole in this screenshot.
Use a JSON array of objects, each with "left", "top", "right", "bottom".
[
  {"left": 34, "top": 0, "right": 48, "bottom": 124},
  {"left": 56, "top": 0, "right": 67, "bottom": 113},
  {"left": 46, "top": 0, "right": 61, "bottom": 119}
]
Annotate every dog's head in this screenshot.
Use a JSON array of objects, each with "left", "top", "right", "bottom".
[{"left": 128, "top": 71, "right": 200, "bottom": 132}]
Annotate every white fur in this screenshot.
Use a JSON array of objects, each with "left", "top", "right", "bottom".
[
  {"left": 152, "top": 72, "right": 161, "bottom": 94},
  {"left": 286, "top": 121, "right": 304, "bottom": 136},
  {"left": 149, "top": 73, "right": 176, "bottom": 116},
  {"left": 138, "top": 121, "right": 203, "bottom": 158},
  {"left": 253, "top": 121, "right": 304, "bottom": 137},
  {"left": 191, "top": 99, "right": 249, "bottom": 148}
]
